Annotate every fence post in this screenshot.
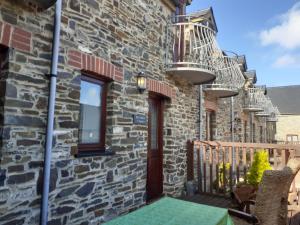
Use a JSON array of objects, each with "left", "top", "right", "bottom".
[
  {"left": 187, "top": 140, "right": 194, "bottom": 181},
  {"left": 281, "top": 149, "right": 287, "bottom": 167},
  {"left": 197, "top": 144, "right": 202, "bottom": 193}
]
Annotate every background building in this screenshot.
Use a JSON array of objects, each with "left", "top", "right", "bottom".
[{"left": 268, "top": 85, "right": 300, "bottom": 143}]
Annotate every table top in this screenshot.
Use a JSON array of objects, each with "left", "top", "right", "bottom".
[{"left": 104, "top": 197, "right": 234, "bottom": 225}]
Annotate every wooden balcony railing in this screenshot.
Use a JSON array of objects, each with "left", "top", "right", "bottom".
[
  {"left": 276, "top": 141, "right": 300, "bottom": 145},
  {"left": 187, "top": 140, "right": 300, "bottom": 196}
]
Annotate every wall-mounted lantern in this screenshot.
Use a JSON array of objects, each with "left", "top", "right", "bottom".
[{"left": 136, "top": 72, "right": 147, "bottom": 93}]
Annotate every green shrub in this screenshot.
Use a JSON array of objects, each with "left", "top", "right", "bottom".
[
  {"left": 247, "top": 150, "right": 272, "bottom": 186},
  {"left": 213, "top": 162, "right": 231, "bottom": 192}
]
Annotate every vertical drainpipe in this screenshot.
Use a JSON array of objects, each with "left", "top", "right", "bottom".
[
  {"left": 230, "top": 97, "right": 235, "bottom": 176},
  {"left": 40, "top": 0, "right": 62, "bottom": 224},
  {"left": 230, "top": 97, "right": 234, "bottom": 142}
]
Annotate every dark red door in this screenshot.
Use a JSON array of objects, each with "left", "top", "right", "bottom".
[{"left": 147, "top": 94, "right": 163, "bottom": 202}]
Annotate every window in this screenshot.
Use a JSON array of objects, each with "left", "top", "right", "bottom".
[
  {"left": 78, "top": 74, "right": 107, "bottom": 153},
  {"left": 286, "top": 134, "right": 298, "bottom": 142}
]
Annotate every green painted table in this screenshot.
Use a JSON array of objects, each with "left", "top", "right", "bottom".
[{"left": 104, "top": 197, "right": 234, "bottom": 225}]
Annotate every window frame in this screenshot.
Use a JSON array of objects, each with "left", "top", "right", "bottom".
[
  {"left": 286, "top": 134, "right": 299, "bottom": 142},
  {"left": 78, "top": 73, "right": 108, "bottom": 153}
]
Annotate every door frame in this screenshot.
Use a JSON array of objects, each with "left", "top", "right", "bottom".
[{"left": 146, "top": 92, "right": 164, "bottom": 202}]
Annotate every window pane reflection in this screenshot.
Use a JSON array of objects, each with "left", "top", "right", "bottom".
[{"left": 79, "top": 80, "right": 102, "bottom": 144}]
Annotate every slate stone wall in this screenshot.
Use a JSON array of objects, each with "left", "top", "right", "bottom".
[
  {"left": 216, "top": 97, "right": 232, "bottom": 142},
  {"left": 0, "top": 0, "right": 199, "bottom": 224},
  {"left": 202, "top": 89, "right": 267, "bottom": 143}
]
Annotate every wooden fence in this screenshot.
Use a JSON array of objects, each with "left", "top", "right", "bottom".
[
  {"left": 276, "top": 141, "right": 300, "bottom": 145},
  {"left": 187, "top": 140, "right": 300, "bottom": 196}
]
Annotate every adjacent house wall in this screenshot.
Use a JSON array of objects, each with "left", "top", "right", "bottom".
[
  {"left": 275, "top": 115, "right": 300, "bottom": 142},
  {"left": 203, "top": 88, "right": 267, "bottom": 143}
]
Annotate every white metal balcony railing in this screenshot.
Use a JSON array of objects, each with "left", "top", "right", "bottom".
[
  {"left": 203, "top": 55, "right": 245, "bottom": 98},
  {"left": 243, "top": 87, "right": 265, "bottom": 112},
  {"left": 267, "top": 105, "right": 280, "bottom": 122},
  {"left": 166, "top": 15, "right": 223, "bottom": 84},
  {"left": 255, "top": 96, "right": 272, "bottom": 117}
]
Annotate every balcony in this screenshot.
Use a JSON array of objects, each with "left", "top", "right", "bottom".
[
  {"left": 255, "top": 96, "right": 271, "bottom": 117},
  {"left": 204, "top": 55, "right": 245, "bottom": 98},
  {"left": 267, "top": 106, "right": 280, "bottom": 122},
  {"left": 243, "top": 87, "right": 265, "bottom": 112},
  {"left": 166, "top": 16, "right": 223, "bottom": 84},
  {"left": 255, "top": 111, "right": 270, "bottom": 117}
]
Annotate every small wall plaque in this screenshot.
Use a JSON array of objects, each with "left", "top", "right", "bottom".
[{"left": 133, "top": 115, "right": 147, "bottom": 125}]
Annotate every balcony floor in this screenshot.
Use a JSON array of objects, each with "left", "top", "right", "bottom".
[
  {"left": 166, "top": 67, "right": 216, "bottom": 85},
  {"left": 204, "top": 88, "right": 239, "bottom": 98},
  {"left": 178, "top": 194, "right": 300, "bottom": 225}
]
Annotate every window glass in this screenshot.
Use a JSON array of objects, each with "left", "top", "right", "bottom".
[
  {"left": 293, "top": 136, "right": 299, "bottom": 141},
  {"left": 79, "top": 80, "right": 102, "bottom": 144}
]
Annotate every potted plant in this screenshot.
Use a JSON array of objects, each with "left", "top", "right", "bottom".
[
  {"left": 213, "top": 162, "right": 231, "bottom": 193},
  {"left": 247, "top": 150, "right": 272, "bottom": 187},
  {"left": 232, "top": 150, "right": 272, "bottom": 211}
]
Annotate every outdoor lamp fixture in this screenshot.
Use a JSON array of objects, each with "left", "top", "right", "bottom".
[{"left": 136, "top": 72, "right": 147, "bottom": 93}]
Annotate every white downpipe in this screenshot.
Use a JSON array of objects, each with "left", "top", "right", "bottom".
[{"left": 40, "top": 0, "right": 62, "bottom": 224}]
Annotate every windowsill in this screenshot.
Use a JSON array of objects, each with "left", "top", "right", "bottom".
[{"left": 75, "top": 150, "right": 116, "bottom": 158}]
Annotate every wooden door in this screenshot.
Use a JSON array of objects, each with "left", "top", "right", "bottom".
[{"left": 147, "top": 94, "right": 163, "bottom": 202}]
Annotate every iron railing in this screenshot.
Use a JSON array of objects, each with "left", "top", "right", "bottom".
[
  {"left": 267, "top": 105, "right": 280, "bottom": 122},
  {"left": 255, "top": 96, "right": 272, "bottom": 117},
  {"left": 204, "top": 55, "right": 245, "bottom": 95},
  {"left": 243, "top": 87, "right": 265, "bottom": 111},
  {"left": 166, "top": 15, "right": 223, "bottom": 73}
]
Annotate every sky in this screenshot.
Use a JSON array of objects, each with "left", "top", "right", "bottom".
[{"left": 187, "top": 0, "right": 300, "bottom": 87}]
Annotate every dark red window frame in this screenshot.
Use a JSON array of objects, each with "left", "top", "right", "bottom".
[{"left": 78, "top": 72, "right": 108, "bottom": 153}]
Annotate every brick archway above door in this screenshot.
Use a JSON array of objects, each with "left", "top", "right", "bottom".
[{"left": 147, "top": 79, "right": 176, "bottom": 100}]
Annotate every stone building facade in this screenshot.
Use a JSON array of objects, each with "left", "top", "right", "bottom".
[
  {"left": 0, "top": 1, "right": 272, "bottom": 225},
  {"left": 201, "top": 79, "right": 268, "bottom": 144}
]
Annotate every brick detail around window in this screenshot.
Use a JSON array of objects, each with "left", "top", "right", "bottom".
[
  {"left": 147, "top": 79, "right": 176, "bottom": 100},
  {"left": 0, "top": 21, "right": 32, "bottom": 53},
  {"left": 67, "top": 49, "right": 124, "bottom": 82}
]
